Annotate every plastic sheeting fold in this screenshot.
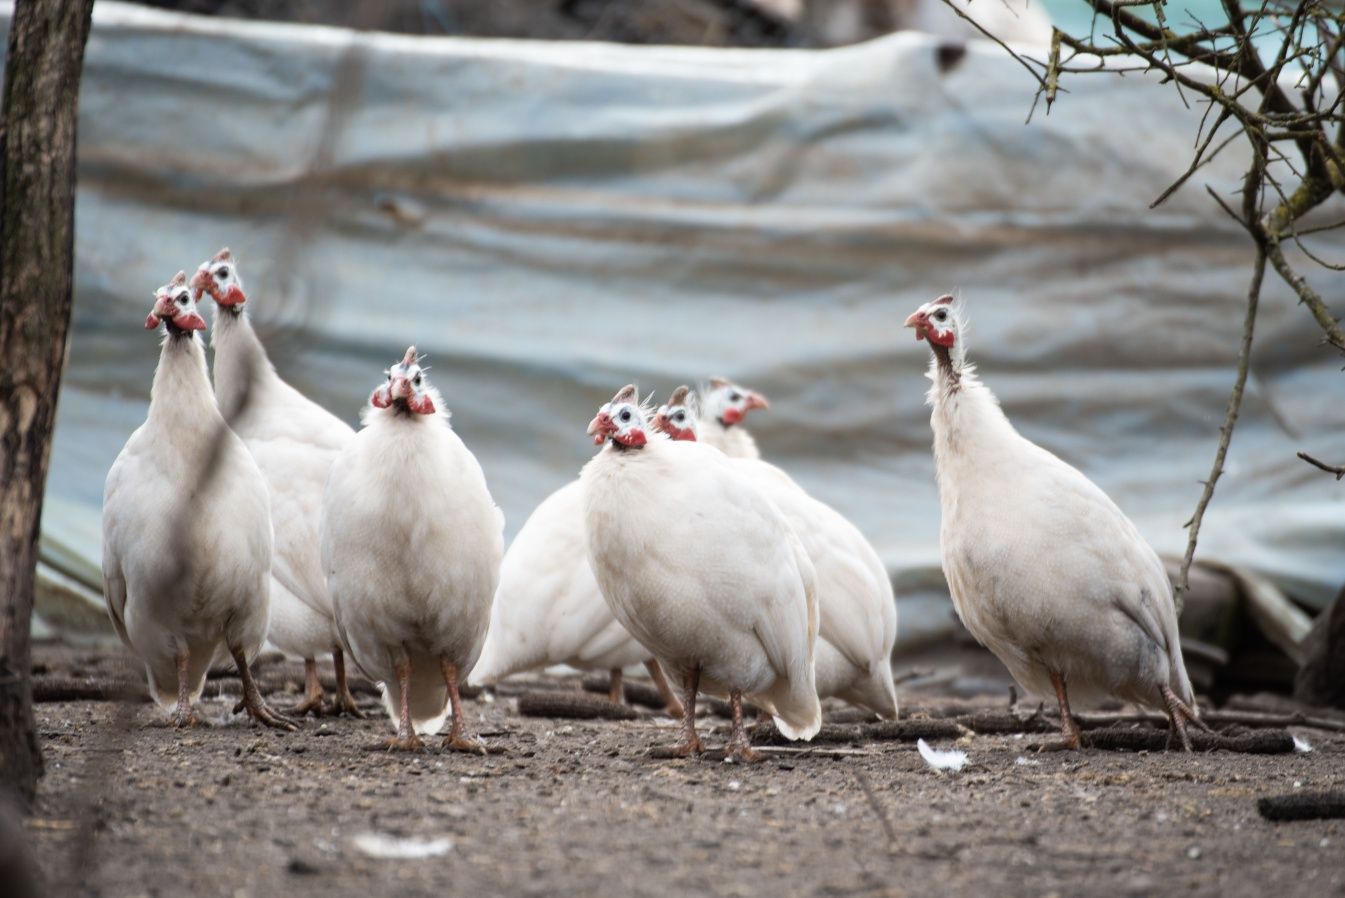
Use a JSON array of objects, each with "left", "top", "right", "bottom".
[{"left": 14, "top": 2, "right": 1344, "bottom": 645}]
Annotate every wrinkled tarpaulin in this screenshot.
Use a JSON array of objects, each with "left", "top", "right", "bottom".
[{"left": 17, "top": 2, "right": 1345, "bottom": 646}]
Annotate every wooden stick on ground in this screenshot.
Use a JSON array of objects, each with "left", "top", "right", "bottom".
[
  {"left": 1258, "top": 791, "right": 1345, "bottom": 821},
  {"left": 1077, "top": 724, "right": 1295, "bottom": 754}
]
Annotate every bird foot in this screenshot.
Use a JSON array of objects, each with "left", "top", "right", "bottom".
[
  {"left": 171, "top": 709, "right": 207, "bottom": 728},
  {"left": 723, "top": 744, "right": 762, "bottom": 764},
  {"left": 671, "top": 736, "right": 705, "bottom": 758},
  {"left": 326, "top": 685, "right": 366, "bottom": 718},
  {"left": 383, "top": 733, "right": 425, "bottom": 752},
  {"left": 287, "top": 693, "right": 327, "bottom": 717},
  {"left": 244, "top": 697, "right": 299, "bottom": 732},
  {"left": 442, "top": 734, "right": 488, "bottom": 755}
]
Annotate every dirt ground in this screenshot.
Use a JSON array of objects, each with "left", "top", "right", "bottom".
[{"left": 18, "top": 642, "right": 1345, "bottom": 898}]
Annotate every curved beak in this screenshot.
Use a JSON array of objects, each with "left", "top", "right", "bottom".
[
  {"left": 652, "top": 412, "right": 671, "bottom": 433},
  {"left": 587, "top": 410, "right": 614, "bottom": 445},
  {"left": 745, "top": 391, "right": 769, "bottom": 411},
  {"left": 905, "top": 309, "right": 928, "bottom": 341},
  {"left": 390, "top": 376, "right": 413, "bottom": 400},
  {"left": 189, "top": 268, "right": 213, "bottom": 301}
]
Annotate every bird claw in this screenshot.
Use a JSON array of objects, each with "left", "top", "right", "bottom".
[
  {"left": 671, "top": 737, "right": 704, "bottom": 758},
  {"left": 723, "top": 744, "right": 762, "bottom": 764},
  {"left": 384, "top": 734, "right": 425, "bottom": 752},
  {"left": 327, "top": 691, "right": 366, "bottom": 719},
  {"left": 442, "top": 735, "right": 487, "bottom": 755},
  {"left": 286, "top": 694, "right": 326, "bottom": 717},
  {"left": 246, "top": 699, "right": 299, "bottom": 732},
  {"left": 171, "top": 709, "right": 207, "bottom": 728}
]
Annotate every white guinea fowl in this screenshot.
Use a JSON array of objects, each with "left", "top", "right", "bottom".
[
  {"left": 321, "top": 347, "right": 503, "bottom": 751},
  {"left": 192, "top": 248, "right": 362, "bottom": 717},
  {"left": 654, "top": 386, "right": 899, "bottom": 719},
  {"left": 697, "top": 377, "right": 769, "bottom": 459},
  {"left": 471, "top": 479, "right": 684, "bottom": 715},
  {"left": 101, "top": 273, "right": 293, "bottom": 730},
  {"left": 582, "top": 386, "right": 821, "bottom": 761},
  {"left": 907, "top": 294, "right": 1202, "bottom": 749}
]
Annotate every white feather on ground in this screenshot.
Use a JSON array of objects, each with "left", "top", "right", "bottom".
[{"left": 917, "top": 739, "right": 968, "bottom": 773}]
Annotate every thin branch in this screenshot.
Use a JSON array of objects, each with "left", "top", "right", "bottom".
[
  {"left": 1179, "top": 242, "right": 1267, "bottom": 595},
  {"left": 1298, "top": 451, "right": 1345, "bottom": 479},
  {"left": 1264, "top": 236, "right": 1345, "bottom": 351}
]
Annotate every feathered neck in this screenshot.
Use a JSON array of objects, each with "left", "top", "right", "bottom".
[
  {"left": 210, "top": 306, "right": 281, "bottom": 422},
  {"left": 926, "top": 347, "right": 1021, "bottom": 484},
  {"left": 360, "top": 384, "right": 450, "bottom": 428},
  {"left": 147, "top": 330, "right": 218, "bottom": 431}
]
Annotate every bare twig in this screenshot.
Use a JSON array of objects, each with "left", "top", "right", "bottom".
[
  {"left": 1297, "top": 451, "right": 1345, "bottom": 479},
  {"left": 1179, "top": 241, "right": 1267, "bottom": 595}
]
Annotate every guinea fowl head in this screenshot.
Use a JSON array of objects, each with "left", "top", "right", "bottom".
[
  {"left": 370, "top": 346, "right": 437, "bottom": 416},
  {"left": 903, "top": 294, "right": 968, "bottom": 379},
  {"left": 703, "top": 377, "right": 768, "bottom": 427},
  {"left": 191, "top": 247, "right": 247, "bottom": 311},
  {"left": 145, "top": 271, "right": 207, "bottom": 335},
  {"left": 905, "top": 294, "right": 962, "bottom": 348},
  {"left": 587, "top": 385, "right": 649, "bottom": 449},
  {"left": 653, "top": 385, "right": 699, "bottom": 442}
]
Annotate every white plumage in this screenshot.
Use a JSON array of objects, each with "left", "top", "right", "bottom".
[
  {"left": 193, "top": 248, "right": 362, "bottom": 716},
  {"left": 907, "top": 295, "right": 1200, "bottom": 748},
  {"left": 471, "top": 480, "right": 684, "bottom": 713},
  {"left": 582, "top": 386, "right": 821, "bottom": 760},
  {"left": 102, "top": 273, "right": 291, "bottom": 729},
  {"left": 321, "top": 347, "right": 503, "bottom": 750},
  {"left": 696, "top": 377, "right": 769, "bottom": 459},
  {"left": 654, "top": 387, "right": 899, "bottom": 718}
]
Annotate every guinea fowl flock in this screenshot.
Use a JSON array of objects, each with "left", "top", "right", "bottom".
[{"left": 103, "top": 256, "right": 1201, "bottom": 759}]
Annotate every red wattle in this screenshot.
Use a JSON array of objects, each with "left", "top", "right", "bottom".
[
  {"left": 408, "top": 394, "right": 436, "bottom": 415},
  {"left": 721, "top": 407, "right": 743, "bottom": 425},
  {"left": 927, "top": 328, "right": 956, "bottom": 348},
  {"left": 144, "top": 313, "right": 161, "bottom": 330},
  {"left": 219, "top": 284, "right": 248, "bottom": 306},
  {"left": 914, "top": 330, "right": 927, "bottom": 342},
  {"left": 173, "top": 311, "right": 207, "bottom": 331},
  {"left": 371, "top": 386, "right": 392, "bottom": 409},
  {"left": 616, "top": 428, "right": 647, "bottom": 448}
]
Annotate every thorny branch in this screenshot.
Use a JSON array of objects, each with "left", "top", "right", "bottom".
[
  {"left": 943, "top": 0, "right": 1345, "bottom": 593},
  {"left": 1298, "top": 451, "right": 1345, "bottom": 479}
]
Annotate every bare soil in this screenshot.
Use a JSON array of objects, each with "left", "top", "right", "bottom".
[{"left": 20, "top": 642, "right": 1345, "bottom": 897}]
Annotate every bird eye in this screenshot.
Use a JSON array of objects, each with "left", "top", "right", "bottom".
[
  {"left": 933, "top": 310, "right": 948, "bottom": 322},
  {"left": 674, "top": 412, "right": 684, "bottom": 422},
  {"left": 215, "top": 267, "right": 229, "bottom": 279},
  {"left": 413, "top": 374, "right": 422, "bottom": 386},
  {"left": 177, "top": 294, "right": 188, "bottom": 305},
  {"left": 729, "top": 391, "right": 741, "bottom": 402},
  {"left": 619, "top": 409, "right": 631, "bottom": 422}
]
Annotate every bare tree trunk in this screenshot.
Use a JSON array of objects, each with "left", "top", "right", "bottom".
[{"left": 0, "top": 0, "right": 95, "bottom": 806}]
